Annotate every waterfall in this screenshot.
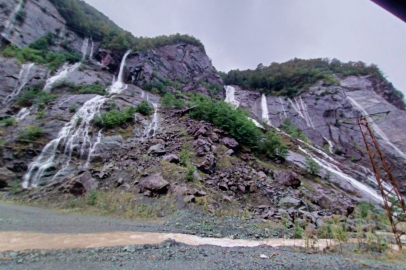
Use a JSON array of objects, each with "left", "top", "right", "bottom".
[
  {"left": 22, "top": 96, "right": 107, "bottom": 188},
  {"left": 224, "top": 86, "right": 240, "bottom": 108},
  {"left": 43, "top": 62, "right": 81, "bottom": 92},
  {"left": 143, "top": 94, "right": 159, "bottom": 138},
  {"left": 22, "top": 52, "right": 136, "bottom": 188},
  {"left": 2, "top": 63, "right": 35, "bottom": 105},
  {"left": 347, "top": 96, "right": 406, "bottom": 160},
  {"left": 89, "top": 40, "right": 94, "bottom": 59},
  {"left": 109, "top": 50, "right": 132, "bottom": 94},
  {"left": 81, "top": 38, "right": 89, "bottom": 60},
  {"left": 298, "top": 146, "right": 383, "bottom": 203},
  {"left": 16, "top": 108, "right": 30, "bottom": 121},
  {"left": 261, "top": 94, "right": 271, "bottom": 125},
  {"left": 1, "top": 0, "right": 24, "bottom": 40},
  {"left": 299, "top": 96, "right": 314, "bottom": 128},
  {"left": 288, "top": 97, "right": 314, "bottom": 128},
  {"left": 279, "top": 97, "right": 287, "bottom": 119},
  {"left": 248, "top": 117, "right": 263, "bottom": 128},
  {"left": 322, "top": 136, "right": 334, "bottom": 154}
]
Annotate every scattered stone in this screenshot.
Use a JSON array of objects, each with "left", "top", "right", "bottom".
[
  {"left": 184, "top": 195, "right": 195, "bottom": 203},
  {"left": 147, "top": 144, "right": 166, "bottom": 156},
  {"left": 274, "top": 171, "right": 301, "bottom": 189},
  {"left": 278, "top": 196, "right": 302, "bottom": 209},
  {"left": 139, "top": 173, "right": 170, "bottom": 194},
  {"left": 222, "top": 137, "right": 239, "bottom": 148},
  {"left": 162, "top": 154, "right": 179, "bottom": 163}
]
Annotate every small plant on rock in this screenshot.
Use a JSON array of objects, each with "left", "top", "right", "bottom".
[{"left": 305, "top": 156, "right": 320, "bottom": 176}]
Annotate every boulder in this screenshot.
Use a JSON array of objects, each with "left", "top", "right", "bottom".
[
  {"left": 184, "top": 195, "right": 195, "bottom": 203},
  {"left": 162, "top": 154, "right": 179, "bottom": 163},
  {"left": 0, "top": 167, "right": 15, "bottom": 188},
  {"left": 222, "top": 137, "right": 239, "bottom": 148},
  {"left": 278, "top": 196, "right": 302, "bottom": 209},
  {"left": 79, "top": 171, "right": 99, "bottom": 192},
  {"left": 197, "top": 152, "right": 216, "bottom": 174},
  {"left": 148, "top": 144, "right": 166, "bottom": 156},
  {"left": 139, "top": 173, "right": 170, "bottom": 194},
  {"left": 274, "top": 171, "right": 301, "bottom": 189}
]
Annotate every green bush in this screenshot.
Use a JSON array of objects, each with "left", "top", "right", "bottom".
[
  {"left": 87, "top": 190, "right": 99, "bottom": 206},
  {"left": 15, "top": 10, "right": 26, "bottom": 24},
  {"left": 93, "top": 107, "right": 136, "bottom": 129},
  {"left": 305, "top": 156, "right": 320, "bottom": 175},
  {"left": 0, "top": 117, "right": 16, "bottom": 127},
  {"left": 179, "top": 143, "right": 190, "bottom": 166},
  {"left": 18, "top": 126, "right": 44, "bottom": 143},
  {"left": 160, "top": 93, "right": 185, "bottom": 109},
  {"left": 135, "top": 100, "right": 153, "bottom": 116},
  {"left": 78, "top": 84, "right": 106, "bottom": 95},
  {"left": 17, "top": 85, "right": 57, "bottom": 107},
  {"left": 258, "top": 131, "right": 289, "bottom": 160},
  {"left": 281, "top": 118, "right": 308, "bottom": 141},
  {"left": 189, "top": 94, "right": 262, "bottom": 148},
  {"left": 69, "top": 104, "right": 77, "bottom": 112},
  {"left": 185, "top": 165, "right": 195, "bottom": 182},
  {"left": 2, "top": 38, "right": 81, "bottom": 71}
]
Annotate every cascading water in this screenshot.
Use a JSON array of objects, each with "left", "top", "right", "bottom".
[
  {"left": 2, "top": 63, "right": 35, "bottom": 105},
  {"left": 43, "top": 63, "right": 81, "bottom": 92},
  {"left": 81, "top": 38, "right": 89, "bottom": 60},
  {"left": 22, "top": 96, "right": 107, "bottom": 188},
  {"left": 16, "top": 108, "right": 30, "bottom": 121},
  {"left": 288, "top": 97, "right": 314, "bottom": 128},
  {"left": 298, "top": 146, "right": 383, "bottom": 203},
  {"left": 89, "top": 40, "right": 94, "bottom": 59},
  {"left": 261, "top": 94, "right": 271, "bottom": 125},
  {"left": 1, "top": 0, "right": 24, "bottom": 40},
  {"left": 279, "top": 97, "right": 287, "bottom": 119},
  {"left": 23, "top": 52, "right": 133, "bottom": 188},
  {"left": 224, "top": 86, "right": 240, "bottom": 108},
  {"left": 143, "top": 94, "right": 159, "bottom": 138},
  {"left": 109, "top": 50, "right": 132, "bottom": 94},
  {"left": 347, "top": 96, "right": 406, "bottom": 160}
]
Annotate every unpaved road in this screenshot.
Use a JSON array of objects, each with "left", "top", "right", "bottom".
[{"left": 0, "top": 202, "right": 405, "bottom": 270}]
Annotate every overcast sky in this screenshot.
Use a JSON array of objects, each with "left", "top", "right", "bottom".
[{"left": 84, "top": 0, "right": 406, "bottom": 95}]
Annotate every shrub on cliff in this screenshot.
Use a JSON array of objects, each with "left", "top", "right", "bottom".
[
  {"left": 17, "top": 84, "right": 57, "bottom": 107},
  {"left": 160, "top": 93, "right": 185, "bottom": 109},
  {"left": 258, "top": 131, "right": 289, "bottom": 160},
  {"left": 93, "top": 107, "right": 136, "bottom": 129}
]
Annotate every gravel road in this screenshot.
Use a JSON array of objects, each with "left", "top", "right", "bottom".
[{"left": 0, "top": 202, "right": 405, "bottom": 270}]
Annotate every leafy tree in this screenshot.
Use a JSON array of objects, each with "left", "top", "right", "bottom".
[
  {"left": 258, "top": 131, "right": 289, "bottom": 160},
  {"left": 135, "top": 100, "right": 153, "bottom": 116},
  {"left": 160, "top": 93, "right": 185, "bottom": 109}
]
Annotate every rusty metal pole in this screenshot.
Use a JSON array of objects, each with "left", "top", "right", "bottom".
[{"left": 357, "top": 115, "right": 406, "bottom": 250}]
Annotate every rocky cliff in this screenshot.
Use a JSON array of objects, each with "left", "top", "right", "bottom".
[{"left": 0, "top": 0, "right": 405, "bottom": 238}]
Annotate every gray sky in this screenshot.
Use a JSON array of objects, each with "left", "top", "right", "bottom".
[{"left": 84, "top": 0, "right": 406, "bottom": 95}]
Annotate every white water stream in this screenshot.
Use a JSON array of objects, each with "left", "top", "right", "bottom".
[
  {"left": 43, "top": 62, "right": 81, "bottom": 92},
  {"left": 89, "top": 40, "right": 94, "bottom": 59},
  {"left": 109, "top": 50, "right": 131, "bottom": 94},
  {"left": 143, "top": 94, "right": 159, "bottom": 138},
  {"left": 81, "top": 38, "right": 89, "bottom": 60},
  {"left": 347, "top": 96, "right": 406, "bottom": 161},
  {"left": 224, "top": 86, "right": 240, "bottom": 108},
  {"left": 261, "top": 94, "right": 271, "bottom": 125},
  {"left": 279, "top": 97, "right": 287, "bottom": 119},
  {"left": 3, "top": 63, "right": 35, "bottom": 105},
  {"left": 298, "top": 145, "right": 383, "bottom": 203},
  {"left": 1, "top": 0, "right": 24, "bottom": 40},
  {"left": 23, "top": 51, "right": 133, "bottom": 188},
  {"left": 288, "top": 97, "right": 314, "bottom": 128},
  {"left": 16, "top": 107, "right": 30, "bottom": 121}
]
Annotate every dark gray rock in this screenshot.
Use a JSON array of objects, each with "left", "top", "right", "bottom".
[
  {"left": 222, "top": 137, "right": 239, "bottom": 148},
  {"left": 139, "top": 173, "right": 170, "bottom": 194},
  {"left": 274, "top": 171, "right": 301, "bottom": 189},
  {"left": 0, "top": 167, "right": 16, "bottom": 188},
  {"left": 148, "top": 144, "right": 166, "bottom": 156},
  {"left": 278, "top": 196, "right": 302, "bottom": 209},
  {"left": 162, "top": 154, "right": 179, "bottom": 163}
]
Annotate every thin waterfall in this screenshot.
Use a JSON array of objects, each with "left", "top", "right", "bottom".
[
  {"left": 43, "top": 63, "right": 81, "bottom": 92},
  {"left": 261, "top": 94, "right": 271, "bottom": 125},
  {"left": 348, "top": 96, "right": 406, "bottom": 160},
  {"left": 89, "top": 40, "right": 94, "bottom": 59},
  {"left": 16, "top": 108, "right": 30, "bottom": 121},
  {"left": 109, "top": 50, "right": 131, "bottom": 94},
  {"left": 1, "top": 0, "right": 24, "bottom": 40},
  {"left": 224, "top": 86, "right": 240, "bottom": 108},
  {"left": 22, "top": 52, "right": 133, "bottom": 188},
  {"left": 298, "top": 146, "right": 383, "bottom": 203},
  {"left": 279, "top": 97, "right": 287, "bottom": 119},
  {"left": 143, "top": 94, "right": 159, "bottom": 138},
  {"left": 3, "top": 63, "right": 35, "bottom": 105},
  {"left": 81, "top": 38, "right": 89, "bottom": 60}
]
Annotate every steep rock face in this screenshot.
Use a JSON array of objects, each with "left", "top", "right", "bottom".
[
  {"left": 0, "top": 0, "right": 90, "bottom": 54},
  {"left": 95, "top": 44, "right": 224, "bottom": 98},
  {"left": 231, "top": 76, "right": 406, "bottom": 194}
]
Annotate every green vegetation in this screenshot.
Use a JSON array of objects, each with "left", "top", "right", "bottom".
[
  {"left": 188, "top": 94, "right": 289, "bottom": 159},
  {"left": 189, "top": 94, "right": 262, "bottom": 148},
  {"left": 48, "top": 0, "right": 205, "bottom": 52},
  {"left": 179, "top": 143, "right": 191, "bottom": 167},
  {"left": 1, "top": 37, "right": 82, "bottom": 71},
  {"left": 305, "top": 156, "right": 320, "bottom": 175},
  {"left": 257, "top": 131, "right": 289, "bottom": 160},
  {"left": 17, "top": 84, "right": 57, "bottom": 107},
  {"left": 52, "top": 81, "right": 106, "bottom": 95},
  {"left": 160, "top": 93, "right": 185, "bottom": 109},
  {"left": 135, "top": 100, "right": 153, "bottom": 116},
  {"left": 93, "top": 107, "right": 136, "bottom": 129},
  {"left": 18, "top": 126, "right": 44, "bottom": 143},
  {"left": 281, "top": 118, "right": 308, "bottom": 141},
  {"left": 93, "top": 101, "right": 152, "bottom": 129},
  {"left": 220, "top": 58, "right": 399, "bottom": 97},
  {"left": 0, "top": 117, "right": 17, "bottom": 127}
]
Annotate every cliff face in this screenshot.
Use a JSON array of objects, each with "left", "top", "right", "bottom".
[{"left": 1, "top": 0, "right": 406, "bottom": 231}]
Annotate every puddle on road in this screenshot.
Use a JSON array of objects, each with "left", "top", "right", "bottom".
[{"left": 0, "top": 231, "right": 344, "bottom": 252}]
